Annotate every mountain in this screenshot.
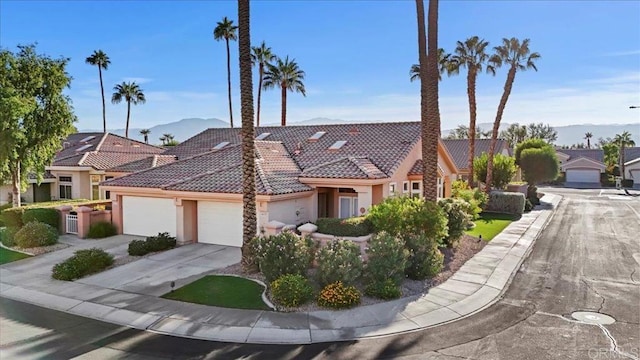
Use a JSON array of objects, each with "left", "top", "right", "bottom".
[{"left": 83, "top": 118, "right": 230, "bottom": 143}]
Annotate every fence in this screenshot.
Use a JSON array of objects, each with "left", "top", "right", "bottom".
[{"left": 66, "top": 214, "right": 78, "bottom": 234}]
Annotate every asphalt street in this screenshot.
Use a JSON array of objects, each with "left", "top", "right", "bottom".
[{"left": 1, "top": 188, "right": 639, "bottom": 360}]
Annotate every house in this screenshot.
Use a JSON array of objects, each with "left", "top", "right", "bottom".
[
  {"left": 556, "top": 149, "right": 606, "bottom": 184},
  {"left": 623, "top": 147, "right": 640, "bottom": 187},
  {"left": 441, "top": 139, "right": 511, "bottom": 181},
  {"left": 101, "top": 122, "right": 459, "bottom": 247},
  {"left": 0, "top": 133, "right": 165, "bottom": 205}
]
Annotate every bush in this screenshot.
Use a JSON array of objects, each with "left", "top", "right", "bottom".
[
  {"left": 270, "top": 274, "right": 314, "bottom": 308},
  {"left": 0, "top": 226, "right": 19, "bottom": 247},
  {"left": 128, "top": 239, "right": 148, "bottom": 256},
  {"left": 22, "top": 208, "right": 60, "bottom": 231},
  {"left": 316, "top": 239, "right": 363, "bottom": 287},
  {"left": 368, "top": 196, "right": 448, "bottom": 242},
  {"left": 87, "top": 221, "right": 117, "bottom": 239},
  {"left": 438, "top": 198, "right": 474, "bottom": 247},
  {"left": 1, "top": 207, "right": 24, "bottom": 228},
  {"left": 486, "top": 191, "right": 526, "bottom": 215},
  {"left": 524, "top": 199, "right": 533, "bottom": 212},
  {"left": 315, "top": 217, "right": 373, "bottom": 237},
  {"left": 0, "top": 203, "right": 11, "bottom": 227},
  {"left": 452, "top": 188, "right": 488, "bottom": 219},
  {"left": 51, "top": 248, "right": 114, "bottom": 281},
  {"left": 253, "top": 232, "right": 312, "bottom": 282},
  {"left": 127, "top": 232, "right": 177, "bottom": 256},
  {"left": 365, "top": 278, "right": 402, "bottom": 300},
  {"left": 403, "top": 233, "right": 444, "bottom": 280},
  {"left": 317, "top": 281, "right": 361, "bottom": 309},
  {"left": 14, "top": 221, "right": 58, "bottom": 248},
  {"left": 622, "top": 179, "right": 634, "bottom": 188},
  {"left": 520, "top": 147, "right": 559, "bottom": 187},
  {"left": 515, "top": 138, "right": 550, "bottom": 165},
  {"left": 474, "top": 153, "right": 517, "bottom": 190},
  {"left": 365, "top": 232, "right": 408, "bottom": 288}
]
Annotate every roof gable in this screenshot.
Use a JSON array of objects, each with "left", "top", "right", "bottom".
[
  {"left": 556, "top": 149, "right": 604, "bottom": 163},
  {"left": 561, "top": 156, "right": 605, "bottom": 171}
]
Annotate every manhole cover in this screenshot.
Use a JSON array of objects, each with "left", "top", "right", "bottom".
[{"left": 571, "top": 311, "right": 616, "bottom": 325}]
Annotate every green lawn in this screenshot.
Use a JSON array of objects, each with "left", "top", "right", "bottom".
[
  {"left": 465, "top": 212, "right": 520, "bottom": 241},
  {"left": 161, "top": 275, "right": 271, "bottom": 310},
  {"left": 0, "top": 247, "right": 31, "bottom": 265}
]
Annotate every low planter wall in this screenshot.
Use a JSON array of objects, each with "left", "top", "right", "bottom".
[
  {"left": 506, "top": 183, "right": 528, "bottom": 196},
  {"left": 309, "top": 232, "right": 373, "bottom": 260}
]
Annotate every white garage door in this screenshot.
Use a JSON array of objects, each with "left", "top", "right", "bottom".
[
  {"left": 123, "top": 197, "right": 176, "bottom": 237},
  {"left": 566, "top": 169, "right": 600, "bottom": 183},
  {"left": 197, "top": 201, "right": 242, "bottom": 247}
]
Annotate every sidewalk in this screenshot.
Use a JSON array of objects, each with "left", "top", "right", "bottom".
[{"left": 0, "top": 194, "right": 561, "bottom": 345}]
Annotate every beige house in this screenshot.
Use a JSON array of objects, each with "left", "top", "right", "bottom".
[{"left": 556, "top": 149, "right": 606, "bottom": 184}]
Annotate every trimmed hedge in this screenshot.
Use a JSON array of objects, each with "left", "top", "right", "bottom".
[
  {"left": 0, "top": 203, "right": 11, "bottom": 227},
  {"left": 315, "top": 217, "right": 373, "bottom": 237},
  {"left": 87, "top": 221, "right": 117, "bottom": 239},
  {"left": 1, "top": 207, "right": 24, "bottom": 228},
  {"left": 486, "top": 191, "right": 526, "bottom": 215},
  {"left": 127, "top": 232, "right": 177, "bottom": 256},
  {"left": 14, "top": 221, "right": 58, "bottom": 248},
  {"left": 52, "top": 248, "right": 114, "bottom": 281},
  {"left": 22, "top": 208, "right": 60, "bottom": 231}
]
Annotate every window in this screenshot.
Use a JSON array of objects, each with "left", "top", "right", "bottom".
[
  {"left": 59, "top": 175, "right": 72, "bottom": 199},
  {"left": 213, "top": 141, "right": 230, "bottom": 150},
  {"left": 256, "top": 132, "right": 271, "bottom": 140},
  {"left": 437, "top": 177, "right": 444, "bottom": 199},
  {"left": 328, "top": 140, "right": 347, "bottom": 150},
  {"left": 105, "top": 191, "right": 111, "bottom": 200},
  {"left": 308, "top": 131, "right": 326, "bottom": 141},
  {"left": 59, "top": 176, "right": 72, "bottom": 183},
  {"left": 411, "top": 181, "right": 421, "bottom": 198},
  {"left": 339, "top": 196, "right": 359, "bottom": 218},
  {"left": 402, "top": 181, "right": 409, "bottom": 194},
  {"left": 389, "top": 182, "right": 397, "bottom": 195}
]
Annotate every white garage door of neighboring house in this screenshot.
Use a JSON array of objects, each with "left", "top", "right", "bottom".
[
  {"left": 123, "top": 197, "right": 176, "bottom": 237},
  {"left": 566, "top": 169, "right": 600, "bottom": 183},
  {"left": 197, "top": 201, "right": 242, "bottom": 247}
]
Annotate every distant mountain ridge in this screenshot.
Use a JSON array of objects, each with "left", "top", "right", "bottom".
[{"left": 82, "top": 117, "right": 639, "bottom": 146}]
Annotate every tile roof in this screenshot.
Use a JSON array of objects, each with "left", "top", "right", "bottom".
[
  {"left": 442, "top": 139, "right": 510, "bottom": 170},
  {"left": 556, "top": 149, "right": 604, "bottom": 163},
  {"left": 301, "top": 157, "right": 387, "bottom": 179},
  {"left": 407, "top": 159, "right": 444, "bottom": 176},
  {"left": 624, "top": 147, "right": 640, "bottom": 162},
  {"left": 52, "top": 133, "right": 165, "bottom": 170},
  {"left": 108, "top": 155, "right": 177, "bottom": 173},
  {"left": 27, "top": 171, "right": 55, "bottom": 180}
]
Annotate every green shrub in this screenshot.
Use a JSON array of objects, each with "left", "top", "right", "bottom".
[
  {"left": 128, "top": 239, "right": 148, "bottom": 256},
  {"left": 0, "top": 203, "right": 11, "bottom": 227},
  {"left": 315, "top": 217, "right": 373, "bottom": 237},
  {"left": 368, "top": 196, "right": 449, "bottom": 241},
  {"left": 0, "top": 226, "right": 19, "bottom": 247},
  {"left": 365, "top": 232, "right": 408, "bottom": 288},
  {"left": 22, "top": 208, "right": 60, "bottom": 231},
  {"left": 253, "top": 232, "right": 313, "bottom": 282},
  {"left": 486, "top": 191, "right": 526, "bottom": 215},
  {"left": 524, "top": 199, "right": 533, "bottom": 212},
  {"left": 51, "top": 248, "right": 114, "bottom": 281},
  {"left": 270, "top": 274, "right": 314, "bottom": 308},
  {"left": 316, "top": 239, "right": 363, "bottom": 287},
  {"left": 365, "top": 278, "right": 402, "bottom": 300},
  {"left": 127, "top": 232, "right": 176, "bottom": 256},
  {"left": 14, "top": 221, "right": 58, "bottom": 248},
  {"left": 622, "top": 179, "right": 634, "bottom": 188},
  {"left": 438, "top": 198, "right": 473, "bottom": 247},
  {"left": 474, "top": 153, "right": 517, "bottom": 190},
  {"left": 403, "top": 233, "right": 444, "bottom": 280},
  {"left": 87, "top": 221, "right": 117, "bottom": 239},
  {"left": 317, "top": 281, "right": 361, "bottom": 309},
  {"left": 452, "top": 188, "right": 487, "bottom": 219},
  {"left": 1, "top": 207, "right": 24, "bottom": 228},
  {"left": 520, "top": 147, "right": 559, "bottom": 187}
]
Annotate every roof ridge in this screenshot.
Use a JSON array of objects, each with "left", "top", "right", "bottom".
[
  {"left": 348, "top": 156, "right": 379, "bottom": 178},
  {"left": 301, "top": 157, "right": 351, "bottom": 174},
  {"left": 162, "top": 163, "right": 241, "bottom": 189},
  {"left": 95, "top": 133, "right": 109, "bottom": 152},
  {"left": 386, "top": 135, "right": 421, "bottom": 176},
  {"left": 105, "top": 133, "right": 165, "bottom": 150},
  {"left": 254, "top": 158, "right": 274, "bottom": 195},
  {"left": 77, "top": 151, "right": 94, "bottom": 166}
]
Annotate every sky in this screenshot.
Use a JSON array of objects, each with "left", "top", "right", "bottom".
[{"left": 1, "top": 0, "right": 639, "bottom": 132}]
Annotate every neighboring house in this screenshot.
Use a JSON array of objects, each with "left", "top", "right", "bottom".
[
  {"left": 623, "top": 147, "right": 640, "bottom": 187},
  {"left": 556, "top": 149, "right": 605, "bottom": 184},
  {"left": 442, "top": 139, "right": 511, "bottom": 181},
  {"left": 102, "top": 122, "right": 459, "bottom": 246}
]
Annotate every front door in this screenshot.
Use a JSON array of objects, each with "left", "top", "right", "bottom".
[{"left": 317, "top": 193, "right": 328, "bottom": 218}]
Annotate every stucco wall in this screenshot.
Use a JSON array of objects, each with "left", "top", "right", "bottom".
[
  {"left": 0, "top": 184, "right": 12, "bottom": 205},
  {"left": 49, "top": 170, "right": 92, "bottom": 200},
  {"left": 267, "top": 195, "right": 314, "bottom": 225}
]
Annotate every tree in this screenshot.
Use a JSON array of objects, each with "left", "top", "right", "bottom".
[
  {"left": 448, "top": 36, "right": 494, "bottom": 187},
  {"left": 139, "top": 128, "right": 150, "bottom": 143},
  {"left": 251, "top": 41, "right": 276, "bottom": 127},
  {"left": 500, "top": 123, "right": 527, "bottom": 148},
  {"left": 85, "top": 50, "right": 110, "bottom": 133},
  {"left": 238, "top": 0, "right": 257, "bottom": 272},
  {"left": 473, "top": 153, "right": 516, "bottom": 190},
  {"left": 0, "top": 45, "right": 77, "bottom": 207},
  {"left": 514, "top": 138, "right": 552, "bottom": 165},
  {"left": 262, "top": 56, "right": 306, "bottom": 126},
  {"left": 526, "top": 122, "right": 557, "bottom": 143},
  {"left": 519, "top": 147, "right": 559, "bottom": 187},
  {"left": 614, "top": 131, "right": 636, "bottom": 179},
  {"left": 584, "top": 132, "right": 593, "bottom": 149},
  {"left": 111, "top": 82, "right": 145, "bottom": 138},
  {"left": 409, "top": 48, "right": 452, "bottom": 82},
  {"left": 159, "top": 134, "right": 167, "bottom": 145},
  {"left": 484, "top": 38, "right": 540, "bottom": 193},
  {"left": 214, "top": 16, "right": 238, "bottom": 128},
  {"left": 445, "top": 125, "right": 490, "bottom": 139}
]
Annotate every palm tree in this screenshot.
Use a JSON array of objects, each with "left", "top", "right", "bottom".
[
  {"left": 262, "top": 56, "right": 306, "bottom": 126},
  {"left": 214, "top": 17, "right": 238, "bottom": 128},
  {"left": 484, "top": 38, "right": 540, "bottom": 192},
  {"left": 409, "top": 48, "right": 451, "bottom": 82},
  {"left": 251, "top": 41, "right": 276, "bottom": 127},
  {"left": 238, "top": 0, "right": 257, "bottom": 272},
  {"left": 448, "top": 36, "right": 493, "bottom": 187},
  {"left": 614, "top": 131, "right": 636, "bottom": 179},
  {"left": 159, "top": 134, "right": 167, "bottom": 145},
  {"left": 584, "top": 132, "right": 593, "bottom": 149},
  {"left": 111, "top": 81, "right": 146, "bottom": 138},
  {"left": 140, "top": 129, "right": 151, "bottom": 143},
  {"left": 85, "top": 50, "right": 111, "bottom": 133}
]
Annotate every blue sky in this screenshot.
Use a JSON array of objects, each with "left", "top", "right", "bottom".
[{"left": 1, "top": 0, "right": 639, "bottom": 131}]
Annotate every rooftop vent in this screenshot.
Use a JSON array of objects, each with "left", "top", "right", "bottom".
[
  {"left": 62, "top": 141, "right": 71, "bottom": 149},
  {"left": 308, "top": 131, "right": 326, "bottom": 142},
  {"left": 348, "top": 127, "right": 359, "bottom": 135},
  {"left": 213, "top": 141, "right": 230, "bottom": 150},
  {"left": 75, "top": 144, "right": 93, "bottom": 152},
  {"left": 256, "top": 132, "right": 271, "bottom": 140},
  {"left": 328, "top": 140, "right": 347, "bottom": 150},
  {"left": 80, "top": 135, "right": 96, "bottom": 143}
]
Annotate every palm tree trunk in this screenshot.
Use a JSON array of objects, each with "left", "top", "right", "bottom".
[
  {"left": 485, "top": 65, "right": 517, "bottom": 193},
  {"left": 226, "top": 38, "right": 234, "bottom": 128},
  {"left": 423, "top": 0, "right": 440, "bottom": 201},
  {"left": 467, "top": 68, "right": 477, "bottom": 187},
  {"left": 11, "top": 162, "right": 21, "bottom": 207},
  {"left": 416, "top": 0, "right": 428, "bottom": 199},
  {"left": 281, "top": 85, "right": 287, "bottom": 126},
  {"left": 144, "top": 134, "right": 148, "bottom": 143},
  {"left": 125, "top": 101, "right": 131, "bottom": 138},
  {"left": 256, "top": 63, "right": 263, "bottom": 127},
  {"left": 238, "top": 0, "right": 257, "bottom": 273},
  {"left": 99, "top": 67, "right": 106, "bottom": 133},
  {"left": 620, "top": 146, "right": 625, "bottom": 179}
]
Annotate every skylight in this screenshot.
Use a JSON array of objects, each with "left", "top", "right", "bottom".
[
  {"left": 80, "top": 135, "right": 96, "bottom": 143},
  {"left": 76, "top": 144, "right": 93, "bottom": 152},
  {"left": 328, "top": 140, "right": 347, "bottom": 150},
  {"left": 213, "top": 141, "right": 230, "bottom": 150},
  {"left": 256, "top": 132, "right": 271, "bottom": 140},
  {"left": 308, "top": 131, "right": 326, "bottom": 142}
]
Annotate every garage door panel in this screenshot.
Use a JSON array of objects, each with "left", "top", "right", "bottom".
[
  {"left": 123, "top": 197, "right": 176, "bottom": 237},
  {"left": 197, "top": 202, "right": 242, "bottom": 247},
  {"left": 566, "top": 169, "right": 599, "bottom": 183}
]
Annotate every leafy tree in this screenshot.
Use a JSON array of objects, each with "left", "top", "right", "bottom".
[
  {"left": 445, "top": 124, "right": 491, "bottom": 139},
  {"left": 85, "top": 50, "right": 110, "bottom": 133},
  {"left": 238, "top": 0, "right": 257, "bottom": 272},
  {"left": 614, "top": 131, "right": 636, "bottom": 179},
  {"left": 474, "top": 153, "right": 516, "bottom": 190},
  {"left": 409, "top": 48, "right": 452, "bottom": 82},
  {"left": 139, "top": 128, "right": 150, "bottom": 143},
  {"left": 485, "top": 38, "right": 540, "bottom": 193},
  {"left": 584, "top": 132, "right": 593, "bottom": 149},
  {"left": 251, "top": 41, "right": 275, "bottom": 127},
  {"left": 519, "top": 147, "right": 559, "bottom": 186},
  {"left": 501, "top": 122, "right": 557, "bottom": 148},
  {"left": 214, "top": 16, "right": 238, "bottom": 128},
  {"left": 514, "top": 138, "right": 549, "bottom": 165},
  {"left": 111, "top": 82, "right": 145, "bottom": 138},
  {"left": 500, "top": 123, "right": 527, "bottom": 148},
  {"left": 0, "top": 44, "right": 77, "bottom": 207},
  {"left": 263, "top": 56, "right": 306, "bottom": 126}
]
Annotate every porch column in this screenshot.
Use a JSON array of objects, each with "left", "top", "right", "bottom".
[
  {"left": 175, "top": 198, "right": 196, "bottom": 245},
  {"left": 111, "top": 194, "right": 123, "bottom": 234},
  {"left": 354, "top": 185, "right": 373, "bottom": 216},
  {"left": 76, "top": 206, "right": 93, "bottom": 238}
]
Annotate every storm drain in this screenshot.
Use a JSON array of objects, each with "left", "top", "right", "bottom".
[{"left": 571, "top": 311, "right": 616, "bottom": 325}]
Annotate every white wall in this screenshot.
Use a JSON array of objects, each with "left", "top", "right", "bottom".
[
  {"left": 626, "top": 162, "right": 640, "bottom": 184},
  {"left": 267, "top": 195, "right": 314, "bottom": 225}
]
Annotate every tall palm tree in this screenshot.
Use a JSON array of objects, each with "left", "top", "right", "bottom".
[
  {"left": 111, "top": 81, "right": 146, "bottom": 138},
  {"left": 85, "top": 50, "right": 111, "bottom": 133},
  {"left": 251, "top": 41, "right": 276, "bottom": 127},
  {"left": 484, "top": 38, "right": 540, "bottom": 192},
  {"left": 238, "top": 0, "right": 257, "bottom": 272},
  {"left": 614, "top": 131, "right": 636, "bottom": 179},
  {"left": 449, "top": 36, "right": 494, "bottom": 187},
  {"left": 139, "top": 128, "right": 151, "bottom": 143},
  {"left": 584, "top": 132, "right": 593, "bottom": 149},
  {"left": 159, "top": 134, "right": 168, "bottom": 145},
  {"left": 409, "top": 48, "right": 451, "bottom": 82},
  {"left": 214, "top": 16, "right": 238, "bottom": 128},
  {"left": 263, "top": 56, "right": 306, "bottom": 126}
]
